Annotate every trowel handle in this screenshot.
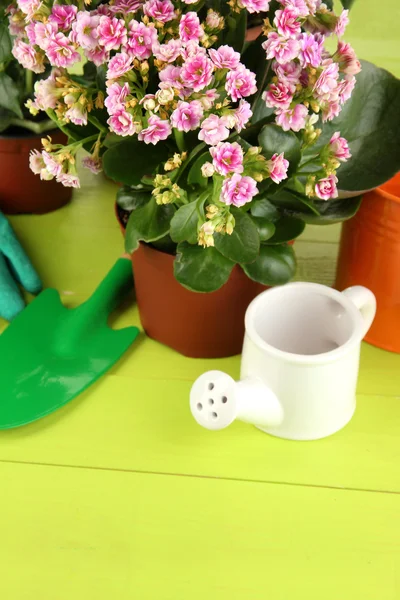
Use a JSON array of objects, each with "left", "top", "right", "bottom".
[{"left": 85, "top": 256, "right": 133, "bottom": 319}]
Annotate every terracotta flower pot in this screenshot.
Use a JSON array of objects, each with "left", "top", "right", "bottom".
[
  {"left": 335, "top": 172, "right": 400, "bottom": 353},
  {"left": 0, "top": 130, "right": 72, "bottom": 215},
  {"left": 132, "top": 242, "right": 267, "bottom": 358}
]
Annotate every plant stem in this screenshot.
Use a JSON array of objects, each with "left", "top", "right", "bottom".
[
  {"left": 45, "top": 109, "right": 80, "bottom": 141},
  {"left": 88, "top": 114, "right": 108, "bottom": 134},
  {"left": 6, "top": 118, "right": 57, "bottom": 135},
  {"left": 175, "top": 141, "right": 206, "bottom": 184},
  {"left": 25, "top": 69, "right": 33, "bottom": 96},
  {"left": 251, "top": 60, "right": 271, "bottom": 112}
]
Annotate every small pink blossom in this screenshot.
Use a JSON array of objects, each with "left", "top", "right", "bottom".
[
  {"left": 209, "top": 45, "right": 240, "bottom": 70},
  {"left": 98, "top": 16, "right": 127, "bottom": 51},
  {"left": 238, "top": 0, "right": 270, "bottom": 13},
  {"left": 29, "top": 150, "right": 47, "bottom": 177},
  {"left": 107, "top": 52, "right": 132, "bottom": 79},
  {"left": 46, "top": 33, "right": 81, "bottom": 68},
  {"left": 335, "top": 9, "right": 349, "bottom": 37},
  {"left": 179, "top": 12, "right": 203, "bottom": 43},
  {"left": 105, "top": 82, "right": 130, "bottom": 115},
  {"left": 198, "top": 88, "right": 219, "bottom": 110},
  {"left": 73, "top": 12, "right": 100, "bottom": 50},
  {"left": 143, "top": 0, "right": 175, "bottom": 23},
  {"left": 159, "top": 65, "right": 183, "bottom": 89},
  {"left": 268, "top": 153, "right": 289, "bottom": 184},
  {"left": 276, "top": 103, "right": 308, "bottom": 131},
  {"left": 273, "top": 61, "right": 302, "bottom": 85},
  {"left": 274, "top": 8, "right": 301, "bottom": 38},
  {"left": 315, "top": 175, "right": 338, "bottom": 201},
  {"left": 65, "top": 104, "right": 87, "bottom": 126},
  {"left": 82, "top": 156, "right": 103, "bottom": 174},
  {"left": 85, "top": 46, "right": 110, "bottom": 66},
  {"left": 299, "top": 33, "right": 323, "bottom": 68},
  {"left": 210, "top": 142, "right": 244, "bottom": 176},
  {"left": 25, "top": 22, "right": 37, "bottom": 44},
  {"left": 263, "top": 32, "right": 300, "bottom": 65},
  {"left": 57, "top": 172, "right": 80, "bottom": 188},
  {"left": 138, "top": 115, "right": 172, "bottom": 144},
  {"left": 153, "top": 38, "right": 182, "bottom": 63},
  {"left": 42, "top": 151, "right": 62, "bottom": 178},
  {"left": 16, "top": 0, "right": 41, "bottom": 20},
  {"left": 280, "top": 0, "right": 310, "bottom": 17},
  {"left": 336, "top": 41, "right": 361, "bottom": 76},
  {"left": 171, "top": 100, "right": 204, "bottom": 132},
  {"left": 321, "top": 99, "right": 341, "bottom": 122},
  {"left": 181, "top": 54, "right": 214, "bottom": 93},
  {"left": 125, "top": 20, "right": 157, "bottom": 59},
  {"left": 329, "top": 132, "right": 351, "bottom": 162},
  {"left": 108, "top": 109, "right": 137, "bottom": 136},
  {"left": 12, "top": 39, "right": 44, "bottom": 73},
  {"left": 7, "top": 7, "right": 26, "bottom": 37},
  {"left": 33, "top": 21, "right": 58, "bottom": 51},
  {"left": 109, "top": 0, "right": 144, "bottom": 13},
  {"left": 221, "top": 174, "right": 258, "bottom": 207},
  {"left": 263, "top": 81, "right": 294, "bottom": 109},
  {"left": 34, "top": 71, "right": 60, "bottom": 110},
  {"left": 182, "top": 0, "right": 199, "bottom": 3},
  {"left": 198, "top": 114, "right": 230, "bottom": 146},
  {"left": 180, "top": 40, "right": 206, "bottom": 60},
  {"left": 49, "top": 5, "right": 77, "bottom": 30},
  {"left": 338, "top": 75, "right": 356, "bottom": 104},
  {"left": 233, "top": 100, "right": 253, "bottom": 132},
  {"left": 225, "top": 65, "right": 257, "bottom": 101},
  {"left": 314, "top": 62, "right": 339, "bottom": 98}
]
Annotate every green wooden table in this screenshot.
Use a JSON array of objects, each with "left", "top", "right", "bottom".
[{"left": 0, "top": 3, "right": 399, "bottom": 598}]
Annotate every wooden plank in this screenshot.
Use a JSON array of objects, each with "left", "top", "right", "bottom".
[
  {"left": 0, "top": 376, "right": 398, "bottom": 493},
  {"left": 0, "top": 461, "right": 399, "bottom": 600}
]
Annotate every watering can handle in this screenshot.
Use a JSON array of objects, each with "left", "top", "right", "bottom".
[{"left": 83, "top": 256, "right": 134, "bottom": 319}]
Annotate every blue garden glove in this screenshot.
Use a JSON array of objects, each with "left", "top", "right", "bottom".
[{"left": 0, "top": 211, "right": 42, "bottom": 321}]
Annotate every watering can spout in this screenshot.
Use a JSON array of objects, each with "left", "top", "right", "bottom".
[{"left": 190, "top": 370, "right": 284, "bottom": 431}]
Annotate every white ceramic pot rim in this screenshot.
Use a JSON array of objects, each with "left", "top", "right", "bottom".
[{"left": 244, "top": 281, "right": 365, "bottom": 365}]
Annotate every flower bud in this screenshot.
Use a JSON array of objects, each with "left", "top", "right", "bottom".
[{"left": 201, "top": 162, "right": 215, "bottom": 178}]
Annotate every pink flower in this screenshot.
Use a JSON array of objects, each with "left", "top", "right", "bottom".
[
  {"left": 276, "top": 103, "right": 308, "bottom": 131},
  {"left": 42, "top": 151, "right": 62, "bottom": 178},
  {"left": 329, "top": 132, "right": 351, "bottom": 162},
  {"left": 16, "top": 0, "right": 41, "bottom": 20},
  {"left": 268, "top": 153, "right": 289, "bottom": 184},
  {"left": 262, "top": 32, "right": 300, "bottom": 64},
  {"left": 179, "top": 12, "right": 203, "bottom": 43},
  {"left": 315, "top": 175, "right": 338, "bottom": 201},
  {"left": 263, "top": 81, "right": 294, "bottom": 109},
  {"left": 198, "top": 88, "right": 219, "bottom": 110},
  {"left": 49, "top": 5, "right": 77, "bottom": 30},
  {"left": 221, "top": 174, "right": 258, "bottom": 207},
  {"left": 238, "top": 0, "right": 270, "bottom": 13},
  {"left": 105, "top": 82, "right": 130, "bottom": 115},
  {"left": 180, "top": 40, "right": 206, "bottom": 60},
  {"left": 335, "top": 9, "right": 349, "bottom": 37},
  {"left": 98, "top": 16, "right": 127, "bottom": 51},
  {"left": 210, "top": 142, "right": 244, "bottom": 176},
  {"left": 143, "top": 0, "right": 175, "bottom": 23},
  {"left": 33, "top": 21, "right": 58, "bottom": 51},
  {"left": 153, "top": 38, "right": 182, "bottom": 63},
  {"left": 233, "top": 100, "right": 253, "bottom": 132},
  {"left": 73, "top": 12, "right": 100, "bottom": 50},
  {"left": 29, "top": 150, "right": 46, "bottom": 176},
  {"left": 108, "top": 110, "right": 137, "bottom": 136},
  {"left": 57, "top": 173, "right": 80, "bottom": 188},
  {"left": 109, "top": 0, "right": 144, "bottom": 13},
  {"left": 321, "top": 99, "right": 341, "bottom": 122},
  {"left": 280, "top": 0, "right": 310, "bottom": 17},
  {"left": 198, "top": 114, "right": 230, "bottom": 145},
  {"left": 46, "top": 33, "right": 81, "bottom": 68},
  {"left": 182, "top": 0, "right": 198, "bottom": 3},
  {"left": 181, "top": 54, "right": 214, "bottom": 93},
  {"left": 273, "top": 61, "right": 302, "bottom": 85},
  {"left": 159, "top": 65, "right": 183, "bottom": 89},
  {"left": 7, "top": 7, "right": 26, "bottom": 37},
  {"left": 107, "top": 52, "right": 132, "bottom": 79},
  {"left": 34, "top": 71, "right": 60, "bottom": 109},
  {"left": 209, "top": 45, "right": 240, "bottom": 70},
  {"left": 336, "top": 41, "right": 361, "bottom": 76},
  {"left": 299, "top": 33, "right": 323, "bottom": 68},
  {"left": 171, "top": 100, "right": 204, "bottom": 132},
  {"left": 82, "top": 156, "right": 103, "bottom": 174},
  {"left": 314, "top": 62, "right": 339, "bottom": 98},
  {"left": 138, "top": 115, "right": 172, "bottom": 144},
  {"left": 65, "top": 104, "right": 87, "bottom": 126},
  {"left": 125, "top": 20, "right": 157, "bottom": 59},
  {"left": 338, "top": 75, "right": 356, "bottom": 104},
  {"left": 86, "top": 46, "right": 110, "bottom": 66},
  {"left": 12, "top": 39, "right": 44, "bottom": 73},
  {"left": 25, "top": 22, "right": 37, "bottom": 45},
  {"left": 225, "top": 66, "right": 257, "bottom": 101},
  {"left": 274, "top": 8, "right": 301, "bottom": 38}
]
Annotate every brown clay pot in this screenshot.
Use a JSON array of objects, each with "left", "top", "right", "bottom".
[
  {"left": 0, "top": 129, "right": 72, "bottom": 215},
  {"left": 335, "top": 172, "right": 400, "bottom": 353},
  {"left": 131, "top": 242, "right": 267, "bottom": 358}
]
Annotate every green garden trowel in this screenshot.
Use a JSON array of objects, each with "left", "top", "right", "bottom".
[{"left": 0, "top": 257, "right": 139, "bottom": 429}]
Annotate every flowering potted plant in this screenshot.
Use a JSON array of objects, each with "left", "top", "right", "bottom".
[
  {"left": 0, "top": 3, "right": 72, "bottom": 213},
  {"left": 9, "top": 0, "right": 400, "bottom": 357}
]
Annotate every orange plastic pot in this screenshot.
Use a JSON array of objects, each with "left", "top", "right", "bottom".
[
  {"left": 0, "top": 130, "right": 72, "bottom": 215},
  {"left": 335, "top": 172, "right": 400, "bottom": 353}
]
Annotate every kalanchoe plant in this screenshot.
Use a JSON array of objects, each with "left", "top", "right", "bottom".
[{"left": 8, "top": 0, "right": 400, "bottom": 292}]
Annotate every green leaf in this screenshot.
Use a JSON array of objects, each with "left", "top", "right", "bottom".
[
  {"left": 0, "top": 107, "right": 13, "bottom": 133},
  {"left": 311, "top": 61, "right": 400, "bottom": 193},
  {"left": 214, "top": 208, "right": 260, "bottom": 264},
  {"left": 258, "top": 124, "right": 302, "bottom": 174},
  {"left": 125, "top": 197, "right": 175, "bottom": 253},
  {"left": 265, "top": 216, "right": 305, "bottom": 244},
  {"left": 116, "top": 186, "right": 150, "bottom": 211},
  {"left": 289, "top": 196, "right": 363, "bottom": 225},
  {"left": 170, "top": 199, "right": 204, "bottom": 245},
  {"left": 174, "top": 243, "right": 234, "bottom": 293},
  {"left": 0, "top": 72, "right": 22, "bottom": 118},
  {"left": 340, "top": 0, "right": 356, "bottom": 8},
  {"left": 268, "top": 188, "right": 321, "bottom": 216},
  {"left": 187, "top": 152, "right": 209, "bottom": 189},
  {"left": 0, "top": 23, "right": 12, "bottom": 62},
  {"left": 242, "top": 244, "right": 296, "bottom": 286},
  {"left": 251, "top": 197, "right": 280, "bottom": 221},
  {"left": 223, "top": 10, "right": 247, "bottom": 53},
  {"left": 251, "top": 216, "right": 276, "bottom": 242},
  {"left": 103, "top": 138, "right": 170, "bottom": 186}
]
